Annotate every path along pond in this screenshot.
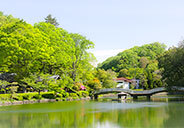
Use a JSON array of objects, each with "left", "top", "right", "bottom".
[{"left": 0, "top": 96, "right": 184, "bottom": 128}]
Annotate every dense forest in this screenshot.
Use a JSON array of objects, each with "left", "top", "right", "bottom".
[
  {"left": 98, "top": 41, "right": 184, "bottom": 89},
  {"left": 98, "top": 42, "right": 167, "bottom": 89}
]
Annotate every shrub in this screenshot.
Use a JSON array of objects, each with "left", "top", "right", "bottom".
[
  {"left": 72, "top": 83, "right": 86, "bottom": 91},
  {"left": 77, "top": 91, "right": 89, "bottom": 98},
  {"left": 69, "top": 93, "right": 79, "bottom": 99},
  {"left": 0, "top": 94, "right": 11, "bottom": 101},
  {"left": 21, "top": 93, "right": 35, "bottom": 100},
  {"left": 12, "top": 94, "right": 23, "bottom": 101},
  {"left": 0, "top": 91, "right": 80, "bottom": 101},
  {"left": 56, "top": 93, "right": 63, "bottom": 98},
  {"left": 33, "top": 94, "right": 42, "bottom": 99},
  {"left": 87, "top": 78, "right": 102, "bottom": 90},
  {"left": 62, "top": 92, "right": 69, "bottom": 98},
  {"left": 41, "top": 92, "right": 55, "bottom": 99}
]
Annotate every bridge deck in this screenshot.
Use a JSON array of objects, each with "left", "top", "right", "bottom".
[
  {"left": 94, "top": 87, "right": 167, "bottom": 96},
  {"left": 93, "top": 87, "right": 184, "bottom": 99}
]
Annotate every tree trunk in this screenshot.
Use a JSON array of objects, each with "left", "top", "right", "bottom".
[{"left": 72, "top": 62, "right": 76, "bottom": 82}]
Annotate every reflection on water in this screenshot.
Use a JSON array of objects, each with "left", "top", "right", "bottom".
[{"left": 0, "top": 97, "right": 184, "bottom": 128}]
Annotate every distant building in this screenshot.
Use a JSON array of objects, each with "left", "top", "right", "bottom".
[
  {"left": 114, "top": 77, "right": 140, "bottom": 89},
  {"left": 114, "top": 77, "right": 132, "bottom": 89}
]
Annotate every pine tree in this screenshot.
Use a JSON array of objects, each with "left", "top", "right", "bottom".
[{"left": 44, "top": 14, "right": 59, "bottom": 27}]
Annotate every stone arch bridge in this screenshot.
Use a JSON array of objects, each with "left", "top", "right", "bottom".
[{"left": 93, "top": 87, "right": 168, "bottom": 100}]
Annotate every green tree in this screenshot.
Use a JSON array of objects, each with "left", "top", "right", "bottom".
[
  {"left": 87, "top": 78, "right": 102, "bottom": 90},
  {"left": 139, "top": 57, "right": 149, "bottom": 68},
  {"left": 95, "top": 69, "right": 117, "bottom": 88},
  {"left": 0, "top": 11, "right": 19, "bottom": 27},
  {"left": 70, "top": 33, "right": 95, "bottom": 82},
  {"left": 0, "top": 80, "right": 10, "bottom": 93},
  {"left": 34, "top": 22, "right": 74, "bottom": 75},
  {"left": 158, "top": 42, "right": 184, "bottom": 88},
  {"left": 139, "top": 73, "right": 148, "bottom": 89},
  {"left": 0, "top": 20, "right": 52, "bottom": 80},
  {"left": 22, "top": 73, "right": 49, "bottom": 95},
  {"left": 118, "top": 69, "right": 129, "bottom": 77},
  {"left": 44, "top": 14, "right": 59, "bottom": 27},
  {"left": 0, "top": 12, "right": 97, "bottom": 95}
]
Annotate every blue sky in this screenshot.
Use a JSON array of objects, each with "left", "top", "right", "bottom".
[{"left": 1, "top": 0, "right": 184, "bottom": 63}]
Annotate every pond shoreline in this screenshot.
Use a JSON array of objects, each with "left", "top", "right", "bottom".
[
  {"left": 1, "top": 92, "right": 183, "bottom": 106},
  {"left": 0, "top": 97, "right": 91, "bottom": 106}
]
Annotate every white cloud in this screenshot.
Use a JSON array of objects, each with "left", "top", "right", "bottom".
[{"left": 91, "top": 49, "right": 124, "bottom": 66}]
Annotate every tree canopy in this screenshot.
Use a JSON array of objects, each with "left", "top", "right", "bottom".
[
  {"left": 98, "top": 42, "right": 166, "bottom": 71},
  {"left": 0, "top": 12, "right": 98, "bottom": 94},
  {"left": 158, "top": 41, "right": 184, "bottom": 88},
  {"left": 98, "top": 42, "right": 166, "bottom": 89}
]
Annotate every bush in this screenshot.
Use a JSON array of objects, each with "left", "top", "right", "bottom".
[
  {"left": 56, "top": 93, "right": 63, "bottom": 98},
  {"left": 13, "top": 94, "right": 23, "bottom": 101},
  {"left": 62, "top": 92, "right": 69, "bottom": 98},
  {"left": 21, "top": 93, "right": 36, "bottom": 100},
  {"left": 77, "top": 91, "right": 89, "bottom": 98},
  {"left": 87, "top": 78, "right": 102, "bottom": 90},
  {"left": 0, "top": 91, "right": 83, "bottom": 101},
  {"left": 69, "top": 93, "right": 79, "bottom": 99},
  {"left": 0, "top": 94, "right": 11, "bottom": 101},
  {"left": 56, "top": 98, "right": 60, "bottom": 101},
  {"left": 41, "top": 92, "right": 55, "bottom": 99},
  {"left": 33, "top": 94, "right": 42, "bottom": 99}
]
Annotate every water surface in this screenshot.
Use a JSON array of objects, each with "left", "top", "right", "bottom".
[{"left": 0, "top": 97, "right": 184, "bottom": 128}]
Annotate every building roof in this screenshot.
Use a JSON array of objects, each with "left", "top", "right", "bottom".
[{"left": 114, "top": 77, "right": 132, "bottom": 82}]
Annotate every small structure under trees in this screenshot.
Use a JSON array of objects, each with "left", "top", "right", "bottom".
[
  {"left": 114, "top": 77, "right": 140, "bottom": 89},
  {"left": 114, "top": 77, "right": 132, "bottom": 89}
]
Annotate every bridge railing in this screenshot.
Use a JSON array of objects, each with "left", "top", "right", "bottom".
[
  {"left": 93, "top": 86, "right": 184, "bottom": 100},
  {"left": 94, "top": 87, "right": 167, "bottom": 96}
]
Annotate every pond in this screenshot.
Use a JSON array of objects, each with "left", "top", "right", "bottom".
[{"left": 0, "top": 96, "right": 184, "bottom": 128}]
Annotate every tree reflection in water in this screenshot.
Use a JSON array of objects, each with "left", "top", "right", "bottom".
[{"left": 0, "top": 100, "right": 184, "bottom": 128}]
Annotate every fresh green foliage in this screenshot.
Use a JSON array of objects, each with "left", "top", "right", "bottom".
[
  {"left": 0, "top": 11, "right": 19, "bottom": 27},
  {"left": 0, "top": 12, "right": 168, "bottom": 99},
  {"left": 77, "top": 91, "right": 89, "bottom": 98},
  {"left": 158, "top": 41, "right": 184, "bottom": 88},
  {"left": 0, "top": 91, "right": 88, "bottom": 102},
  {"left": 34, "top": 22, "right": 74, "bottom": 75},
  {"left": 0, "top": 12, "right": 96, "bottom": 96},
  {"left": 0, "top": 80, "right": 10, "bottom": 93},
  {"left": 98, "top": 42, "right": 166, "bottom": 71},
  {"left": 22, "top": 74, "right": 49, "bottom": 95},
  {"left": 87, "top": 78, "right": 102, "bottom": 90},
  {"left": 98, "top": 42, "right": 166, "bottom": 89},
  {"left": 95, "top": 69, "right": 117, "bottom": 88},
  {"left": 0, "top": 20, "right": 53, "bottom": 79},
  {"left": 70, "top": 33, "right": 95, "bottom": 82},
  {"left": 119, "top": 69, "right": 129, "bottom": 77}
]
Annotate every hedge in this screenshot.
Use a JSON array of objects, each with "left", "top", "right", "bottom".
[{"left": 0, "top": 91, "right": 89, "bottom": 102}]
